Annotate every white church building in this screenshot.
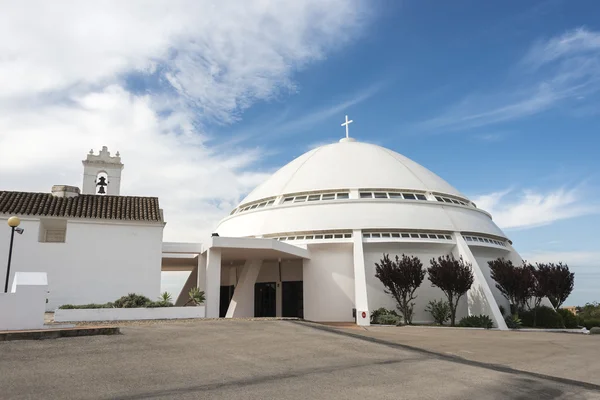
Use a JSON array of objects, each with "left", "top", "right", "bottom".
[{"left": 2, "top": 121, "right": 526, "bottom": 329}]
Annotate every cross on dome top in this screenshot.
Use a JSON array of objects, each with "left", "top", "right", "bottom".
[{"left": 339, "top": 115, "right": 356, "bottom": 143}]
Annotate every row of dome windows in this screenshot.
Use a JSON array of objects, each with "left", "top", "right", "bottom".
[
  {"left": 266, "top": 232, "right": 506, "bottom": 246},
  {"left": 274, "top": 232, "right": 352, "bottom": 241},
  {"left": 231, "top": 190, "right": 473, "bottom": 215},
  {"left": 282, "top": 192, "right": 349, "bottom": 203},
  {"left": 363, "top": 232, "right": 453, "bottom": 240},
  {"left": 463, "top": 235, "right": 507, "bottom": 247},
  {"left": 359, "top": 191, "right": 428, "bottom": 200},
  {"left": 435, "top": 196, "right": 469, "bottom": 206}
]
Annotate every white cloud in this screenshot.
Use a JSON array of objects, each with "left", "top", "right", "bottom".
[
  {"left": 418, "top": 27, "right": 600, "bottom": 132},
  {"left": 472, "top": 186, "right": 598, "bottom": 230},
  {"left": 0, "top": 0, "right": 369, "bottom": 241}
]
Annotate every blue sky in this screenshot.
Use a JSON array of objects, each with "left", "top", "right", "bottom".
[
  {"left": 1, "top": 1, "right": 598, "bottom": 305},
  {"left": 207, "top": 1, "right": 600, "bottom": 305}
]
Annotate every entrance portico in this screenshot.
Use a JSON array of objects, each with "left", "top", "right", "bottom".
[{"left": 202, "top": 236, "right": 310, "bottom": 318}]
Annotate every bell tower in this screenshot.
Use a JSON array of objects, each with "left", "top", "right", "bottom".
[{"left": 82, "top": 146, "right": 124, "bottom": 195}]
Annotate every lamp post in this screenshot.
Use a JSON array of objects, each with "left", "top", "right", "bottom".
[{"left": 5, "top": 216, "right": 22, "bottom": 293}]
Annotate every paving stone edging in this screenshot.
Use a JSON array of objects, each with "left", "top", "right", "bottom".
[{"left": 0, "top": 326, "right": 120, "bottom": 341}]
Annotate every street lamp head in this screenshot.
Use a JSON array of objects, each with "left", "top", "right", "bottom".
[
  {"left": 14, "top": 227, "right": 24, "bottom": 235},
  {"left": 7, "top": 216, "right": 20, "bottom": 228}
]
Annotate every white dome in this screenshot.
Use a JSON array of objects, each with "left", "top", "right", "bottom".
[{"left": 241, "top": 140, "right": 465, "bottom": 204}]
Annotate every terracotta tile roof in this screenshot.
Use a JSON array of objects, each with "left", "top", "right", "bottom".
[{"left": 0, "top": 191, "right": 162, "bottom": 222}]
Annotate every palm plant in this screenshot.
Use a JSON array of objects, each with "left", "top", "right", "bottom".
[
  {"left": 186, "top": 287, "right": 205, "bottom": 306},
  {"left": 159, "top": 291, "right": 172, "bottom": 302}
]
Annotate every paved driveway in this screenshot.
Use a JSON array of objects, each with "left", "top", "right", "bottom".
[
  {"left": 0, "top": 320, "right": 598, "bottom": 399},
  {"left": 331, "top": 325, "right": 600, "bottom": 386}
]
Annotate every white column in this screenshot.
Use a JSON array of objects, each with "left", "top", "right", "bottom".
[
  {"left": 197, "top": 254, "right": 207, "bottom": 293},
  {"left": 205, "top": 248, "right": 222, "bottom": 318},
  {"left": 352, "top": 229, "right": 370, "bottom": 326},
  {"left": 453, "top": 233, "right": 508, "bottom": 330},
  {"left": 225, "top": 260, "right": 262, "bottom": 318}
]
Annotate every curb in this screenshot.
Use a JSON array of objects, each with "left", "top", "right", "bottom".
[{"left": 0, "top": 326, "right": 120, "bottom": 341}]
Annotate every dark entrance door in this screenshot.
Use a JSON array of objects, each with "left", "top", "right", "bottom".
[
  {"left": 254, "top": 282, "right": 276, "bottom": 317},
  {"left": 282, "top": 281, "right": 304, "bottom": 318},
  {"left": 219, "top": 285, "right": 234, "bottom": 318}
]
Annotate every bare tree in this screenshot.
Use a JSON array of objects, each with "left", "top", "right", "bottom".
[
  {"left": 488, "top": 258, "right": 533, "bottom": 316},
  {"left": 536, "top": 262, "right": 574, "bottom": 309},
  {"left": 375, "top": 254, "right": 425, "bottom": 325},
  {"left": 428, "top": 255, "right": 474, "bottom": 326}
]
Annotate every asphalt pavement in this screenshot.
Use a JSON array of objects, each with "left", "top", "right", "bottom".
[{"left": 0, "top": 320, "right": 598, "bottom": 399}]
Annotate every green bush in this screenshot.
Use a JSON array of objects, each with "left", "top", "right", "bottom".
[
  {"left": 520, "top": 306, "right": 564, "bottom": 328},
  {"left": 377, "top": 314, "right": 401, "bottom": 325},
  {"left": 59, "top": 293, "right": 174, "bottom": 310},
  {"left": 557, "top": 308, "right": 578, "bottom": 329},
  {"left": 425, "top": 299, "right": 450, "bottom": 325},
  {"left": 581, "top": 318, "right": 600, "bottom": 330},
  {"left": 458, "top": 315, "right": 493, "bottom": 329},
  {"left": 112, "top": 293, "right": 153, "bottom": 308},
  {"left": 505, "top": 314, "right": 522, "bottom": 329},
  {"left": 147, "top": 300, "right": 174, "bottom": 308},
  {"left": 370, "top": 307, "right": 400, "bottom": 324},
  {"left": 59, "top": 303, "right": 112, "bottom": 310}
]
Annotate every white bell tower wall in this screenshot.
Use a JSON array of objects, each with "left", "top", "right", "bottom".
[{"left": 82, "top": 146, "right": 124, "bottom": 195}]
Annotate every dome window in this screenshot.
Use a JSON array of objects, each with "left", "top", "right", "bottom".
[
  {"left": 416, "top": 194, "right": 427, "bottom": 200},
  {"left": 294, "top": 196, "right": 307, "bottom": 203},
  {"left": 308, "top": 195, "right": 321, "bottom": 201},
  {"left": 283, "top": 197, "right": 294, "bottom": 203},
  {"left": 435, "top": 196, "right": 444, "bottom": 202},
  {"left": 374, "top": 192, "right": 388, "bottom": 199},
  {"left": 401, "top": 233, "right": 410, "bottom": 238},
  {"left": 360, "top": 192, "right": 373, "bottom": 199},
  {"left": 322, "top": 193, "right": 335, "bottom": 200},
  {"left": 336, "top": 193, "right": 349, "bottom": 199},
  {"left": 403, "top": 193, "right": 416, "bottom": 200}
]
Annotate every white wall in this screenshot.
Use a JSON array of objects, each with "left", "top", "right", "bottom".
[
  {"left": 54, "top": 306, "right": 205, "bottom": 322},
  {"left": 470, "top": 246, "right": 513, "bottom": 314},
  {"left": 217, "top": 200, "right": 504, "bottom": 239},
  {"left": 0, "top": 216, "right": 163, "bottom": 311},
  {"left": 303, "top": 243, "right": 355, "bottom": 322},
  {"left": 363, "top": 242, "right": 468, "bottom": 324}
]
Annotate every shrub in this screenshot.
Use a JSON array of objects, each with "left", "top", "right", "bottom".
[
  {"left": 377, "top": 314, "right": 401, "bottom": 325},
  {"left": 581, "top": 318, "right": 600, "bottom": 330},
  {"left": 458, "top": 315, "right": 493, "bottom": 329},
  {"left": 520, "top": 306, "right": 564, "bottom": 328},
  {"left": 557, "top": 308, "right": 578, "bottom": 329},
  {"left": 370, "top": 307, "right": 400, "bottom": 324},
  {"left": 425, "top": 299, "right": 450, "bottom": 325},
  {"left": 147, "top": 300, "right": 174, "bottom": 308},
  {"left": 505, "top": 314, "right": 522, "bottom": 329},
  {"left": 59, "top": 303, "right": 112, "bottom": 309},
  {"left": 113, "top": 293, "right": 153, "bottom": 308}
]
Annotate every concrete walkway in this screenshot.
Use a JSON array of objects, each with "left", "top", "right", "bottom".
[{"left": 329, "top": 324, "right": 600, "bottom": 386}]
